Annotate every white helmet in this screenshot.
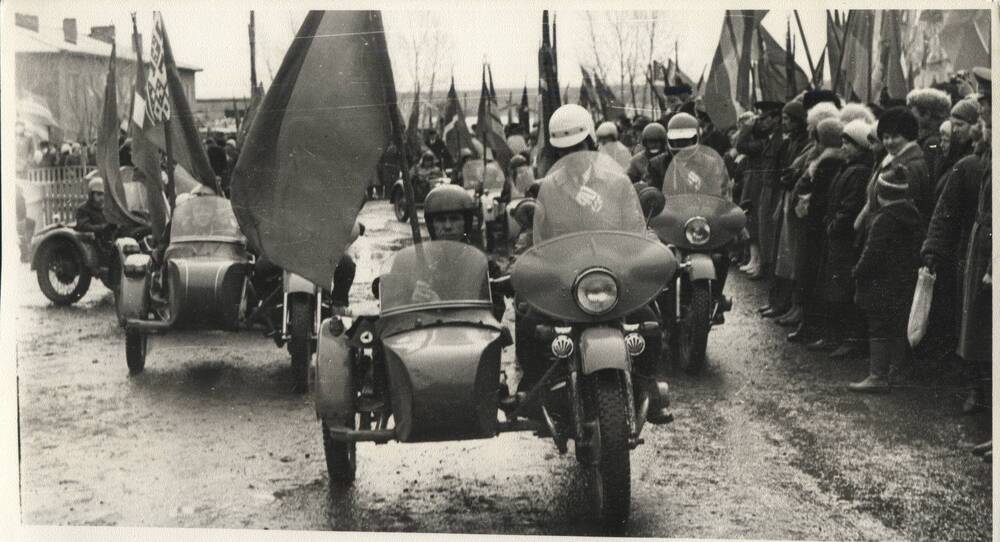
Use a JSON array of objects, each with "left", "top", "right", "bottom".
[
  {"left": 596, "top": 121, "right": 618, "bottom": 140},
  {"left": 548, "top": 104, "right": 595, "bottom": 149},
  {"left": 666, "top": 112, "right": 700, "bottom": 151}
]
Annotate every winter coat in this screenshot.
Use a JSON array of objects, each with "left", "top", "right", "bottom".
[
  {"left": 932, "top": 138, "right": 975, "bottom": 200},
  {"left": 644, "top": 151, "right": 674, "bottom": 192},
  {"left": 736, "top": 125, "right": 781, "bottom": 240},
  {"left": 853, "top": 201, "right": 924, "bottom": 327},
  {"left": 918, "top": 131, "right": 941, "bottom": 185},
  {"left": 958, "top": 151, "right": 991, "bottom": 362},
  {"left": 626, "top": 150, "right": 658, "bottom": 184},
  {"left": 820, "top": 150, "right": 873, "bottom": 304},
  {"left": 793, "top": 148, "right": 845, "bottom": 304}
]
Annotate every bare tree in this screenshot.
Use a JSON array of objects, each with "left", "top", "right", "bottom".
[{"left": 583, "top": 11, "right": 670, "bottom": 115}]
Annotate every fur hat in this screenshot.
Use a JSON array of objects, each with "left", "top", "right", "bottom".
[
  {"left": 816, "top": 118, "right": 844, "bottom": 148},
  {"left": 877, "top": 165, "right": 910, "bottom": 202},
  {"left": 876, "top": 106, "right": 919, "bottom": 141},
  {"left": 842, "top": 119, "right": 873, "bottom": 149},
  {"left": 807, "top": 102, "right": 841, "bottom": 132},
  {"left": 782, "top": 101, "right": 807, "bottom": 124},
  {"left": 950, "top": 99, "right": 980, "bottom": 125},
  {"left": 905, "top": 88, "right": 952, "bottom": 118},
  {"left": 803, "top": 90, "right": 842, "bottom": 110},
  {"left": 939, "top": 119, "right": 952, "bottom": 136},
  {"left": 839, "top": 103, "right": 876, "bottom": 125}
]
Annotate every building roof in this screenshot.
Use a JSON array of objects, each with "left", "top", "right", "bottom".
[{"left": 13, "top": 22, "right": 201, "bottom": 72}]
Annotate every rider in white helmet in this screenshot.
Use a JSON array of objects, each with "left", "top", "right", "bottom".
[{"left": 596, "top": 121, "right": 632, "bottom": 170}]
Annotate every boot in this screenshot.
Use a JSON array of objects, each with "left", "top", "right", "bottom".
[
  {"left": 787, "top": 321, "right": 812, "bottom": 343},
  {"left": 828, "top": 341, "right": 862, "bottom": 359},
  {"left": 886, "top": 338, "right": 914, "bottom": 384},
  {"left": 741, "top": 243, "right": 761, "bottom": 274},
  {"left": 776, "top": 305, "right": 802, "bottom": 327},
  {"left": 848, "top": 339, "right": 891, "bottom": 393}
]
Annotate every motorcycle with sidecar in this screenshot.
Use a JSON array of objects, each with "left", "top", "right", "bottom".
[
  {"left": 30, "top": 222, "right": 123, "bottom": 305},
  {"left": 649, "top": 145, "right": 746, "bottom": 374},
  {"left": 391, "top": 170, "right": 447, "bottom": 222},
  {"left": 314, "top": 151, "right": 678, "bottom": 530}
]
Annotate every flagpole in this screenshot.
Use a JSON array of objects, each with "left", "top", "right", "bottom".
[
  {"left": 793, "top": 10, "right": 818, "bottom": 85},
  {"left": 249, "top": 11, "right": 258, "bottom": 96},
  {"left": 832, "top": 11, "right": 853, "bottom": 95}
]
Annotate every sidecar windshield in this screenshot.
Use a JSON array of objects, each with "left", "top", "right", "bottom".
[
  {"left": 379, "top": 240, "right": 492, "bottom": 315},
  {"left": 532, "top": 150, "right": 646, "bottom": 244},
  {"left": 171, "top": 196, "right": 244, "bottom": 242},
  {"left": 662, "top": 144, "right": 729, "bottom": 198}
]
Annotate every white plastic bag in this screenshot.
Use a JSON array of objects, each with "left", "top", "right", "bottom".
[{"left": 907, "top": 266, "right": 936, "bottom": 348}]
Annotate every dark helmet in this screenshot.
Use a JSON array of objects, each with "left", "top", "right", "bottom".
[
  {"left": 511, "top": 198, "right": 538, "bottom": 229},
  {"left": 641, "top": 122, "right": 668, "bottom": 149},
  {"left": 423, "top": 184, "right": 480, "bottom": 242},
  {"left": 420, "top": 150, "right": 436, "bottom": 165}
]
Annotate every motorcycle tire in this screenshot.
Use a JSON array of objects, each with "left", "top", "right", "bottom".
[
  {"left": 393, "top": 192, "right": 410, "bottom": 222},
  {"left": 125, "top": 329, "right": 147, "bottom": 374},
  {"left": 582, "top": 370, "right": 631, "bottom": 531},
  {"left": 36, "top": 241, "right": 91, "bottom": 305},
  {"left": 674, "top": 280, "right": 711, "bottom": 375},
  {"left": 322, "top": 419, "right": 357, "bottom": 485},
  {"left": 287, "top": 294, "right": 312, "bottom": 394}
]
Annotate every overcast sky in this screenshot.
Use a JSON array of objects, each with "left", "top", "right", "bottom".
[{"left": 13, "top": 1, "right": 984, "bottom": 101}]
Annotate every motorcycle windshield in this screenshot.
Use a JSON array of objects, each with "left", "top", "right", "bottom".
[
  {"left": 461, "top": 161, "right": 505, "bottom": 193},
  {"left": 661, "top": 145, "right": 729, "bottom": 197},
  {"left": 379, "top": 240, "right": 492, "bottom": 315},
  {"left": 532, "top": 151, "right": 646, "bottom": 244},
  {"left": 171, "top": 196, "right": 245, "bottom": 242}
]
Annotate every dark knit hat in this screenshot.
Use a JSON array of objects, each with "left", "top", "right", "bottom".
[
  {"left": 754, "top": 100, "right": 784, "bottom": 116},
  {"left": 782, "top": 101, "right": 807, "bottom": 124},
  {"left": 803, "top": 90, "right": 842, "bottom": 110},
  {"left": 950, "top": 99, "right": 980, "bottom": 125},
  {"left": 877, "top": 165, "right": 910, "bottom": 202},
  {"left": 876, "top": 106, "right": 919, "bottom": 141}
]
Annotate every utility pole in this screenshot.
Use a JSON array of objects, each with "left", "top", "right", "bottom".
[{"left": 249, "top": 11, "right": 258, "bottom": 96}]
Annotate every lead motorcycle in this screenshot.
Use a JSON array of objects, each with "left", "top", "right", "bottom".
[
  {"left": 649, "top": 145, "right": 746, "bottom": 374},
  {"left": 510, "top": 150, "right": 677, "bottom": 527}
]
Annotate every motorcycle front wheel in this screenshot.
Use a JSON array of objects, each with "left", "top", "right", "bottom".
[
  {"left": 674, "top": 280, "right": 711, "bottom": 375},
  {"left": 287, "top": 294, "right": 312, "bottom": 394},
  {"left": 125, "top": 329, "right": 147, "bottom": 374},
  {"left": 581, "top": 370, "right": 631, "bottom": 531},
  {"left": 393, "top": 191, "right": 410, "bottom": 222},
  {"left": 36, "top": 241, "right": 92, "bottom": 305},
  {"left": 322, "top": 418, "right": 357, "bottom": 485}
]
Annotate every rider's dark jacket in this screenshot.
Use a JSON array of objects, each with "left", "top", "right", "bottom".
[{"left": 75, "top": 199, "right": 109, "bottom": 235}]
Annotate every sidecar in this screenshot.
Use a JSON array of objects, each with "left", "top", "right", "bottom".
[
  {"left": 390, "top": 174, "right": 447, "bottom": 222},
  {"left": 116, "top": 195, "right": 252, "bottom": 373},
  {"left": 314, "top": 240, "right": 511, "bottom": 482}
]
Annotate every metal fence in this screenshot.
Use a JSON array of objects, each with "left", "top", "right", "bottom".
[{"left": 24, "top": 166, "right": 93, "bottom": 227}]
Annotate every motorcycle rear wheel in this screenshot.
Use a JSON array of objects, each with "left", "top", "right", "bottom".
[
  {"left": 674, "top": 280, "right": 711, "bottom": 375},
  {"left": 36, "top": 241, "right": 91, "bottom": 305},
  {"left": 287, "top": 294, "right": 312, "bottom": 394},
  {"left": 322, "top": 419, "right": 357, "bottom": 485},
  {"left": 582, "top": 370, "right": 631, "bottom": 531}
]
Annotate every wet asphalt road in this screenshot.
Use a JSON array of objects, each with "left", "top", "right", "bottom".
[{"left": 16, "top": 200, "right": 993, "bottom": 539}]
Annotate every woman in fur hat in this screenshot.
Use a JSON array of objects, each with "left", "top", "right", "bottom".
[
  {"left": 848, "top": 167, "right": 924, "bottom": 393},
  {"left": 814, "top": 119, "right": 875, "bottom": 358},
  {"left": 906, "top": 88, "right": 952, "bottom": 176}
]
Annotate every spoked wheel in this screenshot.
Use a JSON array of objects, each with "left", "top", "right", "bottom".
[
  {"left": 393, "top": 191, "right": 410, "bottom": 222},
  {"left": 287, "top": 294, "right": 313, "bottom": 394},
  {"left": 125, "top": 329, "right": 147, "bottom": 374},
  {"left": 580, "top": 370, "right": 631, "bottom": 531},
  {"left": 322, "top": 417, "right": 358, "bottom": 486},
  {"left": 36, "top": 242, "right": 91, "bottom": 305},
  {"left": 673, "top": 280, "right": 711, "bottom": 375}
]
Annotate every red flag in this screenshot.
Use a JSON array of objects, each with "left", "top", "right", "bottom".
[
  {"left": 442, "top": 77, "right": 475, "bottom": 164},
  {"left": 536, "top": 10, "right": 560, "bottom": 176},
  {"left": 231, "top": 11, "right": 403, "bottom": 286},
  {"left": 703, "top": 10, "right": 767, "bottom": 129},
  {"left": 477, "top": 65, "right": 513, "bottom": 170},
  {"left": 404, "top": 85, "right": 423, "bottom": 165},
  {"left": 97, "top": 43, "right": 147, "bottom": 230},
  {"left": 518, "top": 85, "right": 530, "bottom": 135}
]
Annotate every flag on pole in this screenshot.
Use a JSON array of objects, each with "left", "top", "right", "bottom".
[
  {"left": 580, "top": 67, "right": 601, "bottom": 117},
  {"left": 98, "top": 42, "right": 148, "bottom": 230},
  {"left": 756, "top": 24, "right": 810, "bottom": 102},
  {"left": 231, "top": 11, "right": 404, "bottom": 286},
  {"left": 442, "top": 77, "right": 475, "bottom": 162},
  {"left": 477, "top": 65, "right": 513, "bottom": 170},
  {"left": 703, "top": 10, "right": 768, "bottom": 129},
  {"left": 834, "top": 11, "right": 876, "bottom": 102},
  {"left": 404, "top": 85, "right": 424, "bottom": 166},
  {"left": 826, "top": 10, "right": 845, "bottom": 90},
  {"left": 872, "top": 10, "right": 908, "bottom": 102},
  {"left": 939, "top": 10, "right": 990, "bottom": 72},
  {"left": 536, "top": 10, "right": 560, "bottom": 176},
  {"left": 594, "top": 73, "right": 625, "bottom": 121},
  {"left": 518, "top": 85, "right": 530, "bottom": 135}
]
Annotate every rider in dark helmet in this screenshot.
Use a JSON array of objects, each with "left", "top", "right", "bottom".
[
  {"left": 626, "top": 122, "right": 668, "bottom": 183},
  {"left": 424, "top": 184, "right": 481, "bottom": 244}
]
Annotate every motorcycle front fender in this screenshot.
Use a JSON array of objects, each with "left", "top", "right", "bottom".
[
  {"left": 579, "top": 327, "right": 630, "bottom": 375},
  {"left": 685, "top": 252, "right": 717, "bottom": 281},
  {"left": 117, "top": 254, "right": 151, "bottom": 325},
  {"left": 283, "top": 270, "right": 318, "bottom": 295},
  {"left": 314, "top": 318, "right": 355, "bottom": 422},
  {"left": 30, "top": 228, "right": 101, "bottom": 273}
]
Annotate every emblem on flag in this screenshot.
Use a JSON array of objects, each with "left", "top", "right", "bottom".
[{"left": 145, "top": 12, "right": 171, "bottom": 124}]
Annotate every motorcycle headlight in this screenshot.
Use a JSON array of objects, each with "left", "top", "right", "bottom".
[
  {"left": 685, "top": 216, "right": 711, "bottom": 246},
  {"left": 573, "top": 268, "right": 619, "bottom": 315}
]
